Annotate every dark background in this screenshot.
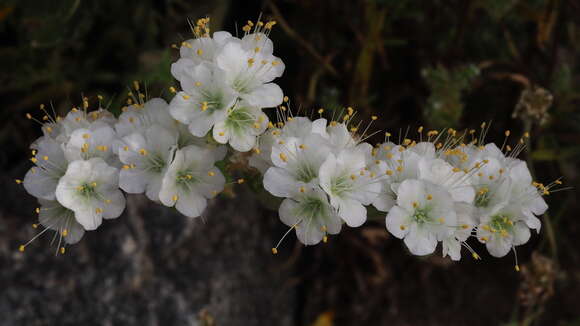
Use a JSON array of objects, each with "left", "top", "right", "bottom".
[{"left": 1, "top": 0, "right": 579, "bottom": 325}]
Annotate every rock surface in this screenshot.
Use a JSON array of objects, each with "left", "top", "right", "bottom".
[{"left": 0, "top": 177, "right": 295, "bottom": 326}]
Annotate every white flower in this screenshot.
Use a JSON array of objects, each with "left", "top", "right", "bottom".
[
  {"left": 263, "top": 133, "right": 331, "bottom": 197},
  {"left": 38, "top": 199, "right": 85, "bottom": 244},
  {"left": 319, "top": 144, "right": 381, "bottom": 227},
  {"left": 172, "top": 31, "right": 234, "bottom": 79},
  {"left": 442, "top": 202, "right": 476, "bottom": 261},
  {"left": 55, "top": 158, "right": 126, "bottom": 230},
  {"left": 115, "top": 98, "right": 175, "bottom": 138},
  {"left": 278, "top": 187, "right": 342, "bottom": 245},
  {"left": 212, "top": 102, "right": 269, "bottom": 152},
  {"left": 169, "top": 63, "right": 237, "bottom": 138},
  {"left": 385, "top": 179, "right": 457, "bottom": 256},
  {"left": 248, "top": 128, "right": 277, "bottom": 173},
  {"left": 249, "top": 117, "right": 325, "bottom": 173},
  {"left": 64, "top": 124, "right": 118, "bottom": 165},
  {"left": 369, "top": 142, "right": 424, "bottom": 212},
  {"left": 23, "top": 137, "right": 68, "bottom": 200},
  {"left": 118, "top": 125, "right": 178, "bottom": 201},
  {"left": 216, "top": 37, "right": 284, "bottom": 108},
  {"left": 476, "top": 204, "right": 533, "bottom": 257},
  {"left": 507, "top": 160, "right": 547, "bottom": 231},
  {"left": 159, "top": 145, "right": 225, "bottom": 218},
  {"left": 417, "top": 157, "right": 475, "bottom": 203}
]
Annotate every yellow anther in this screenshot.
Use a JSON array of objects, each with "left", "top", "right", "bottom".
[
  {"left": 298, "top": 144, "right": 306, "bottom": 150},
  {"left": 400, "top": 225, "right": 406, "bottom": 231},
  {"left": 60, "top": 247, "right": 66, "bottom": 254},
  {"left": 15, "top": 179, "right": 22, "bottom": 184},
  {"left": 452, "top": 168, "right": 461, "bottom": 173},
  {"left": 30, "top": 157, "right": 38, "bottom": 163},
  {"left": 271, "top": 61, "right": 280, "bottom": 66},
  {"left": 82, "top": 133, "right": 91, "bottom": 139},
  {"left": 172, "top": 195, "right": 179, "bottom": 201},
  {"left": 371, "top": 115, "right": 378, "bottom": 121},
  {"left": 139, "top": 149, "right": 148, "bottom": 156},
  {"left": 299, "top": 187, "right": 305, "bottom": 193},
  {"left": 95, "top": 208, "right": 103, "bottom": 214},
  {"left": 412, "top": 202, "right": 418, "bottom": 208},
  {"left": 19, "top": 245, "right": 25, "bottom": 252},
  {"left": 247, "top": 58, "right": 255, "bottom": 66},
  {"left": 91, "top": 182, "right": 97, "bottom": 188},
  {"left": 237, "top": 178, "right": 245, "bottom": 184},
  {"left": 283, "top": 96, "right": 289, "bottom": 102},
  {"left": 438, "top": 217, "right": 445, "bottom": 224},
  {"left": 253, "top": 148, "right": 261, "bottom": 154},
  {"left": 472, "top": 252, "right": 480, "bottom": 260},
  {"left": 254, "top": 47, "right": 260, "bottom": 53},
  {"left": 218, "top": 132, "right": 225, "bottom": 136},
  {"left": 396, "top": 166, "right": 403, "bottom": 172},
  {"left": 350, "top": 127, "right": 358, "bottom": 132},
  {"left": 128, "top": 117, "right": 135, "bottom": 123},
  {"left": 386, "top": 170, "right": 393, "bottom": 176},
  {"left": 481, "top": 236, "right": 488, "bottom": 242},
  {"left": 426, "top": 194, "right": 433, "bottom": 200},
  {"left": 182, "top": 94, "right": 190, "bottom": 100},
  {"left": 323, "top": 235, "right": 328, "bottom": 243},
  {"left": 279, "top": 153, "right": 288, "bottom": 162},
  {"left": 515, "top": 265, "right": 520, "bottom": 272},
  {"left": 253, "top": 122, "right": 260, "bottom": 129},
  {"left": 195, "top": 82, "right": 202, "bottom": 87},
  {"left": 505, "top": 130, "right": 511, "bottom": 137},
  {"left": 62, "top": 229, "right": 68, "bottom": 236},
  {"left": 350, "top": 174, "right": 357, "bottom": 180},
  {"left": 208, "top": 171, "right": 215, "bottom": 176},
  {"left": 318, "top": 108, "right": 324, "bottom": 114},
  {"left": 271, "top": 248, "right": 278, "bottom": 254},
  {"left": 35, "top": 207, "right": 40, "bottom": 214},
  {"left": 461, "top": 224, "right": 470, "bottom": 229},
  {"left": 104, "top": 199, "right": 111, "bottom": 204}
]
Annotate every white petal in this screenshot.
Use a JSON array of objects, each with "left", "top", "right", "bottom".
[
  {"left": 338, "top": 198, "right": 366, "bottom": 227},
  {"left": 385, "top": 205, "right": 410, "bottom": 239},
  {"left": 242, "top": 83, "right": 283, "bottom": 108},
  {"left": 512, "top": 222, "right": 531, "bottom": 246},
  {"left": 23, "top": 168, "right": 59, "bottom": 200},
  {"left": 175, "top": 191, "right": 207, "bottom": 218},
  {"left": 404, "top": 223, "right": 438, "bottom": 256},
  {"left": 263, "top": 167, "right": 299, "bottom": 198}
]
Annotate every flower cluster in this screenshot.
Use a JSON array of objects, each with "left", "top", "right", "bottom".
[
  {"left": 19, "top": 92, "right": 228, "bottom": 253},
  {"left": 16, "top": 17, "right": 555, "bottom": 269},
  {"left": 259, "top": 115, "right": 554, "bottom": 266},
  {"left": 168, "top": 18, "right": 283, "bottom": 152}
]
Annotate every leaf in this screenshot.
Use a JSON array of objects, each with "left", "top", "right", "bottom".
[{"left": 310, "top": 311, "right": 334, "bottom": 326}]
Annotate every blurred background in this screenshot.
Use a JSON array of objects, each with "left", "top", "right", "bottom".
[{"left": 1, "top": 0, "right": 579, "bottom": 325}]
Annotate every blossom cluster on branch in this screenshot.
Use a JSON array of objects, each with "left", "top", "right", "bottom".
[{"left": 16, "top": 17, "right": 556, "bottom": 268}]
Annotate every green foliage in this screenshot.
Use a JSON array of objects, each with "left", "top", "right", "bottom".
[{"left": 422, "top": 64, "right": 480, "bottom": 129}]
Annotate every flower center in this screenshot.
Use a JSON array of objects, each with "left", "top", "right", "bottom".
[
  {"left": 176, "top": 170, "right": 200, "bottom": 188},
  {"left": 225, "top": 107, "right": 254, "bottom": 134},
  {"left": 488, "top": 214, "right": 514, "bottom": 235},
  {"left": 77, "top": 182, "right": 97, "bottom": 198},
  {"left": 330, "top": 175, "right": 352, "bottom": 197},
  {"left": 145, "top": 154, "right": 166, "bottom": 173},
  {"left": 475, "top": 187, "right": 490, "bottom": 207},
  {"left": 412, "top": 207, "right": 431, "bottom": 224},
  {"left": 295, "top": 163, "right": 317, "bottom": 183}
]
